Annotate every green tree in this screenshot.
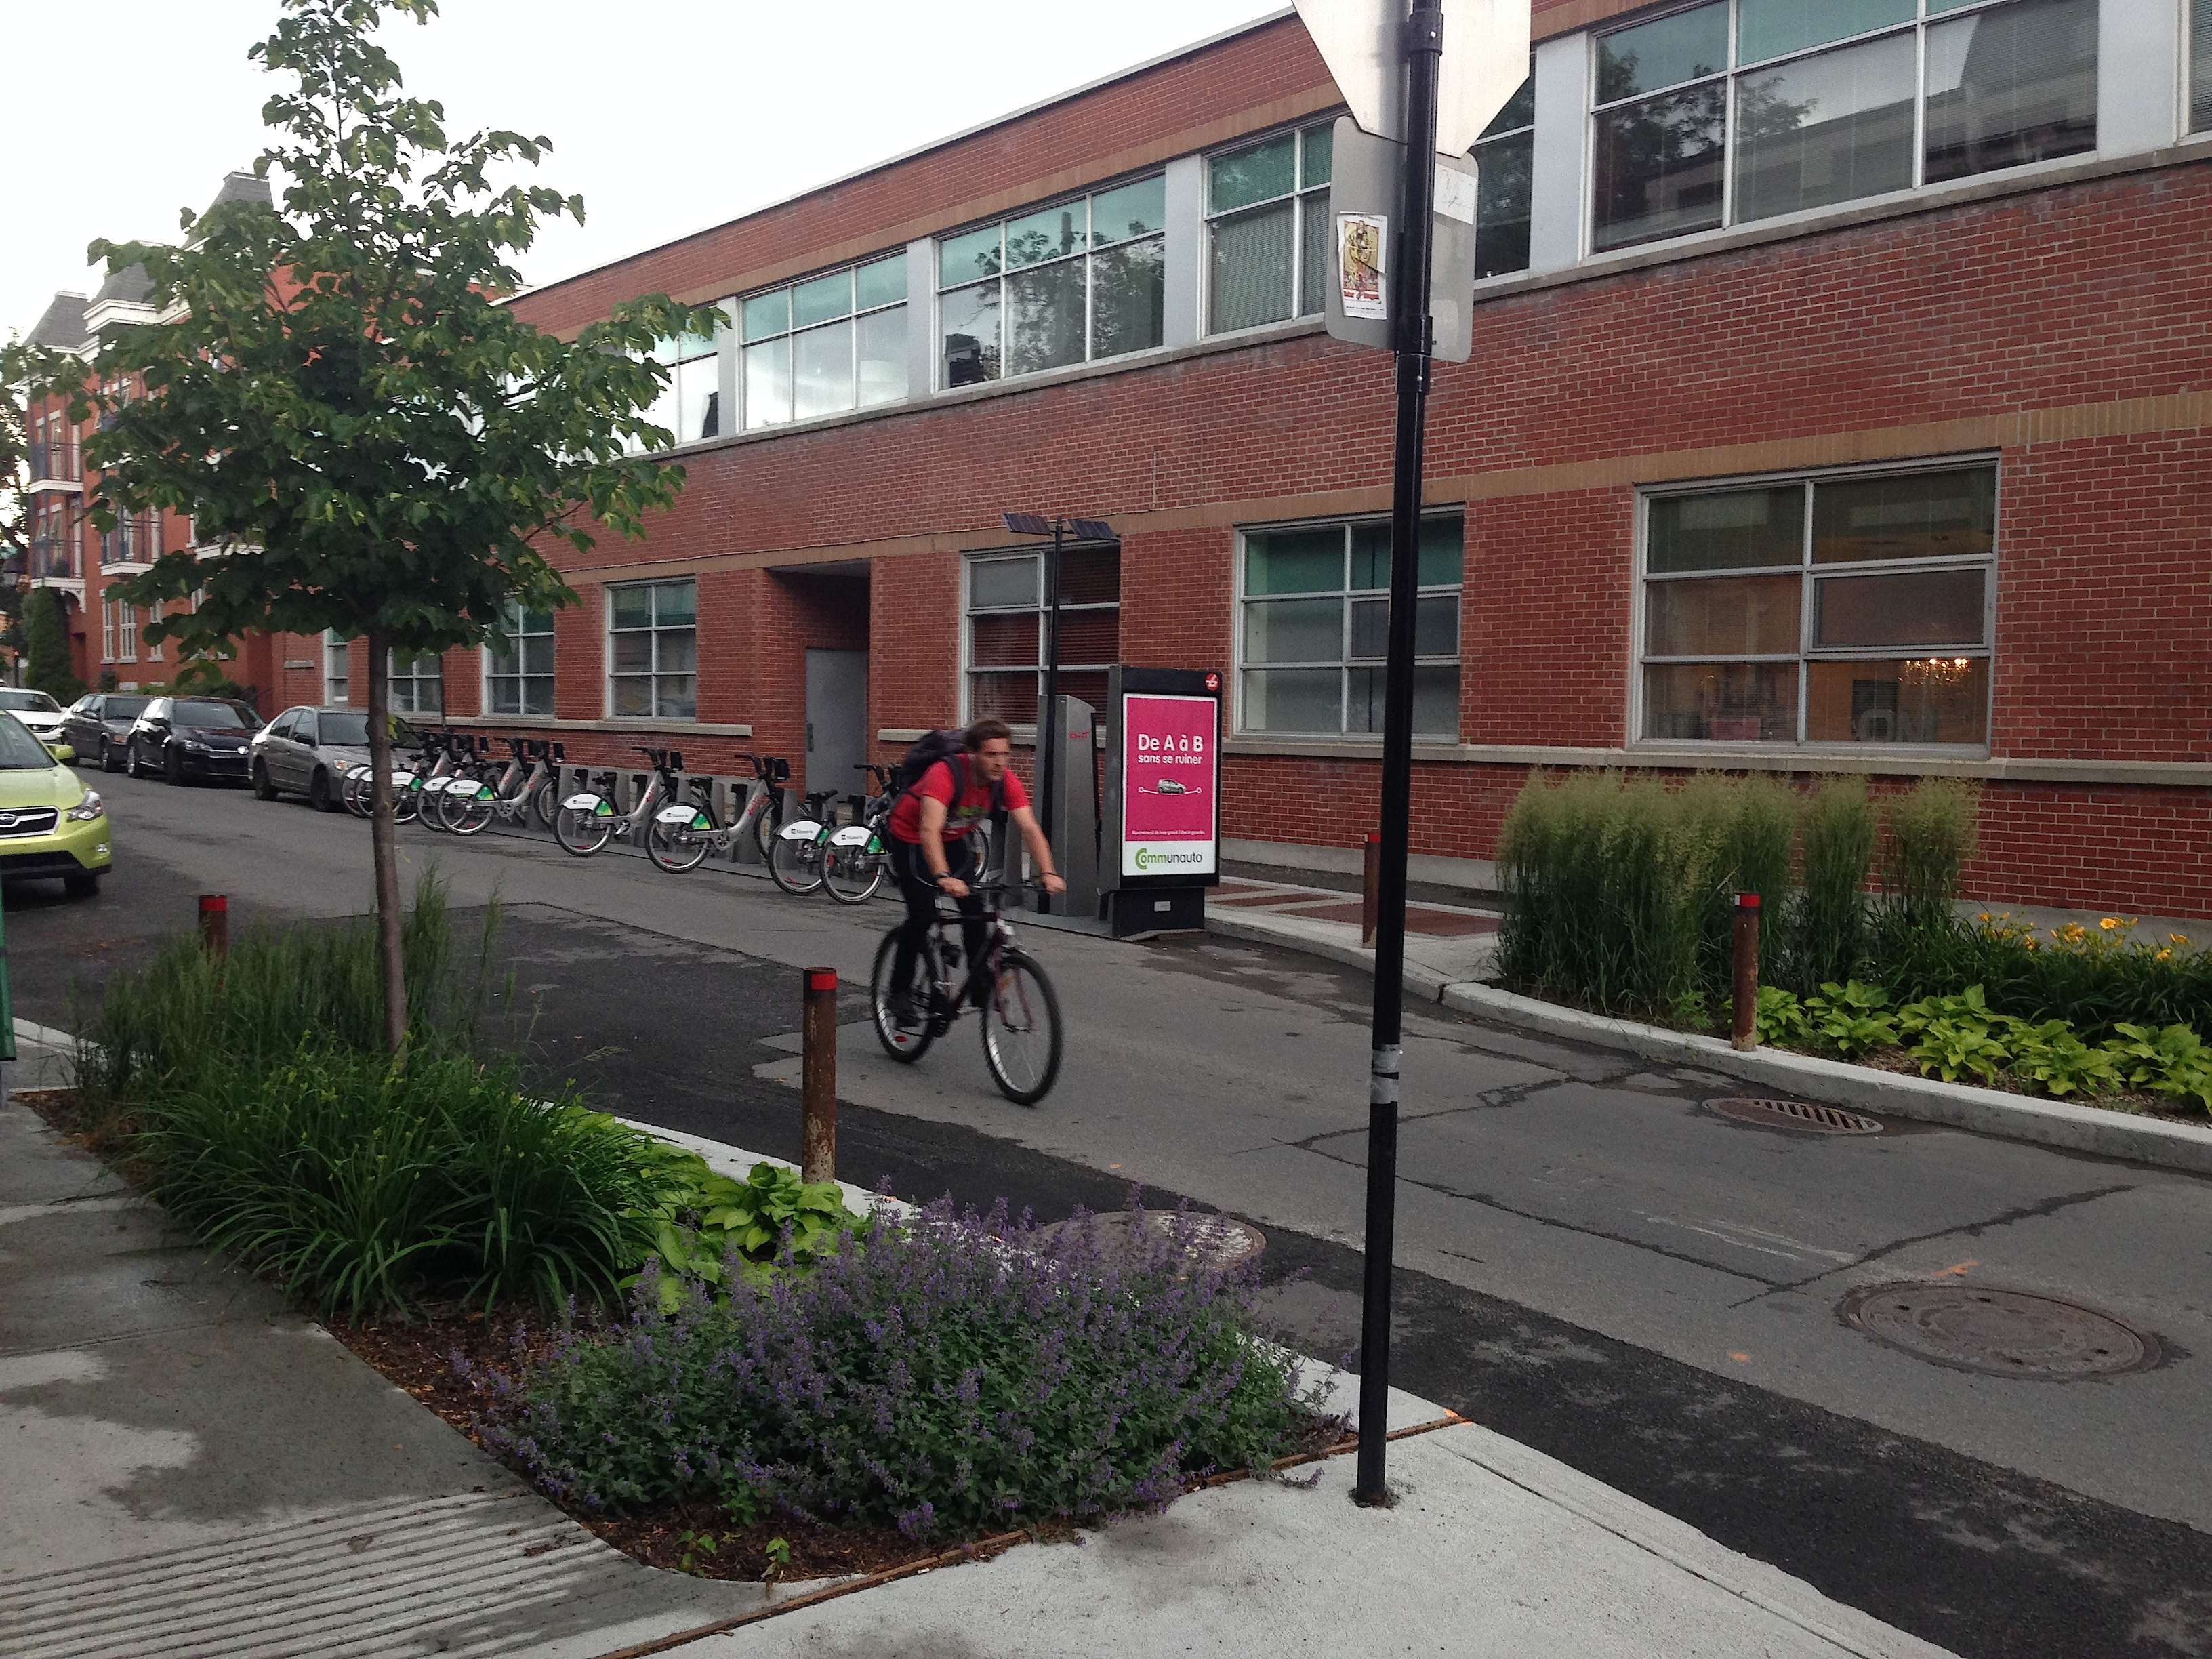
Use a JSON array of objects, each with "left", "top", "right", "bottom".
[
  {"left": 23, "top": 586, "right": 83, "bottom": 703},
  {"left": 45, "top": 0, "right": 714, "bottom": 1052}
]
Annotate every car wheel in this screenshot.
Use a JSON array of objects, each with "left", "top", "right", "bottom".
[
  {"left": 308, "top": 768, "right": 335, "bottom": 813},
  {"left": 251, "top": 758, "right": 279, "bottom": 802},
  {"left": 64, "top": 869, "right": 101, "bottom": 899},
  {"left": 98, "top": 738, "right": 118, "bottom": 774},
  {"left": 125, "top": 741, "right": 146, "bottom": 779},
  {"left": 164, "top": 747, "right": 185, "bottom": 785}
]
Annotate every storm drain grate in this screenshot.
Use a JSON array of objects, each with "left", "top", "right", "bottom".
[
  {"left": 1706, "top": 1096, "right": 1884, "bottom": 1135},
  {"left": 1839, "top": 1282, "right": 2158, "bottom": 1379}
]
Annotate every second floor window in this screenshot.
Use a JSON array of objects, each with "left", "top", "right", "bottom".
[
  {"left": 634, "top": 329, "right": 720, "bottom": 451},
  {"left": 388, "top": 649, "right": 444, "bottom": 715},
  {"left": 486, "top": 602, "right": 555, "bottom": 716},
  {"left": 1206, "top": 120, "right": 1334, "bottom": 333},
  {"left": 937, "top": 174, "right": 1166, "bottom": 388},
  {"left": 743, "top": 252, "right": 909, "bottom": 428},
  {"left": 609, "top": 579, "right": 696, "bottom": 719},
  {"left": 1472, "top": 77, "right": 1535, "bottom": 279},
  {"left": 1592, "top": 0, "right": 2099, "bottom": 255},
  {"left": 324, "top": 631, "right": 349, "bottom": 705},
  {"left": 2194, "top": 0, "right": 2212, "bottom": 134}
]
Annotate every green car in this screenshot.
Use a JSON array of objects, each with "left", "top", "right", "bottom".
[{"left": 0, "top": 711, "right": 112, "bottom": 897}]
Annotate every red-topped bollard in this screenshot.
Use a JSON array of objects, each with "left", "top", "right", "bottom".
[
  {"left": 1732, "top": 893, "right": 1762, "bottom": 1051},
  {"left": 802, "top": 968, "right": 838, "bottom": 1182},
  {"left": 198, "top": 893, "right": 229, "bottom": 960}
]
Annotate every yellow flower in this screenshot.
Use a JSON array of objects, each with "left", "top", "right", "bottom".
[
  {"left": 2171, "top": 933, "right": 2190, "bottom": 946},
  {"left": 2099, "top": 917, "right": 2119, "bottom": 931},
  {"left": 1978, "top": 912, "right": 1992, "bottom": 922},
  {"left": 2157, "top": 948, "right": 2174, "bottom": 962}
]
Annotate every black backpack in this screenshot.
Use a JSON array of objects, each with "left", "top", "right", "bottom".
[{"left": 891, "top": 729, "right": 1004, "bottom": 815}]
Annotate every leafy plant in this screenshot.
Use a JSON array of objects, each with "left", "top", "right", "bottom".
[
  {"left": 1881, "top": 778, "right": 1980, "bottom": 928},
  {"left": 1897, "top": 985, "right": 2001, "bottom": 1039},
  {"left": 1753, "top": 985, "right": 1812, "bottom": 1046},
  {"left": 627, "top": 1155, "right": 863, "bottom": 1313},
  {"left": 1804, "top": 980, "right": 1898, "bottom": 1058},
  {"left": 477, "top": 1199, "right": 1313, "bottom": 1539},
  {"left": 2007, "top": 1020, "right": 2121, "bottom": 1099},
  {"left": 762, "top": 1536, "right": 793, "bottom": 1586},
  {"left": 1905, "top": 1017, "right": 2010, "bottom": 1086},
  {"left": 22, "top": 586, "right": 85, "bottom": 705},
  {"left": 1790, "top": 779, "right": 1877, "bottom": 994},
  {"left": 2104, "top": 1023, "right": 2212, "bottom": 1113}
]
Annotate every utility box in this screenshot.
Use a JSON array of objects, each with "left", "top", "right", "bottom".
[{"left": 1099, "top": 665, "right": 1223, "bottom": 937}]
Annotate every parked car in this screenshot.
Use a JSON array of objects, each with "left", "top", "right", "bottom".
[
  {"left": 125, "top": 696, "right": 262, "bottom": 785},
  {"left": 61, "top": 691, "right": 154, "bottom": 773},
  {"left": 0, "top": 688, "right": 73, "bottom": 757},
  {"left": 0, "top": 710, "right": 110, "bottom": 897},
  {"left": 251, "top": 705, "right": 414, "bottom": 812}
]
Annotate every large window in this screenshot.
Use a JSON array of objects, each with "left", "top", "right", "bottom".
[
  {"left": 388, "top": 649, "right": 443, "bottom": 716},
  {"left": 938, "top": 176, "right": 1166, "bottom": 388},
  {"left": 964, "top": 546, "right": 1122, "bottom": 727},
  {"left": 485, "top": 602, "right": 554, "bottom": 716},
  {"left": 630, "top": 327, "right": 721, "bottom": 452},
  {"left": 1638, "top": 464, "right": 1996, "bottom": 748},
  {"left": 1592, "top": 0, "right": 2097, "bottom": 254},
  {"left": 1237, "top": 515, "right": 1464, "bottom": 737},
  {"left": 324, "top": 631, "right": 349, "bottom": 705},
  {"left": 2194, "top": 0, "right": 2212, "bottom": 134},
  {"left": 1473, "top": 75, "right": 1536, "bottom": 278},
  {"left": 743, "top": 253, "right": 907, "bottom": 428},
  {"left": 609, "top": 579, "right": 696, "bottom": 719},
  {"left": 1206, "top": 121, "right": 1334, "bottom": 333}
]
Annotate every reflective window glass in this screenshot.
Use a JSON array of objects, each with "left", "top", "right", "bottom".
[
  {"left": 1923, "top": 0, "right": 2098, "bottom": 185},
  {"left": 1598, "top": 3, "right": 1728, "bottom": 101},
  {"left": 1734, "top": 32, "right": 1917, "bottom": 223}
]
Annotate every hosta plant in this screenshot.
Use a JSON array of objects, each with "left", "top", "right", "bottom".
[
  {"left": 1805, "top": 981, "right": 1899, "bottom": 1059},
  {"left": 2104, "top": 1023, "right": 2212, "bottom": 1113}
]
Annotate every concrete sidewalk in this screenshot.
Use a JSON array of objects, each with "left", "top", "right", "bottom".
[
  {"left": 1206, "top": 872, "right": 1501, "bottom": 994},
  {"left": 1, "top": 1055, "right": 1951, "bottom": 1659}
]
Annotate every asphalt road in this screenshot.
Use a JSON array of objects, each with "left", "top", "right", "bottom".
[{"left": 9, "top": 769, "right": 2211, "bottom": 1658}]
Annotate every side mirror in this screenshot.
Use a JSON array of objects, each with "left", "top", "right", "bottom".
[{"left": 300, "top": 735, "right": 316, "bottom": 749}]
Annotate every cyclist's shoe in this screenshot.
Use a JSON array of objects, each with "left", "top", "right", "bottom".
[{"left": 886, "top": 988, "right": 920, "bottom": 1029}]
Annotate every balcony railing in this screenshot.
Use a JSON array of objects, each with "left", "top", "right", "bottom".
[
  {"left": 26, "top": 440, "right": 81, "bottom": 485},
  {"left": 100, "top": 516, "right": 163, "bottom": 567},
  {"left": 29, "top": 537, "right": 78, "bottom": 581}
]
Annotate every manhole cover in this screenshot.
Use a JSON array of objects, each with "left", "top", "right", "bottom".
[
  {"left": 1839, "top": 1282, "right": 2157, "bottom": 1379},
  {"left": 1033, "top": 1211, "right": 1266, "bottom": 1275},
  {"left": 1708, "top": 1096, "right": 1883, "bottom": 1135}
]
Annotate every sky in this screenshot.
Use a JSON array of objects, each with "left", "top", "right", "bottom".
[{"left": 5, "top": 0, "right": 1288, "bottom": 337}]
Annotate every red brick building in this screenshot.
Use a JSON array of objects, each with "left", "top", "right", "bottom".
[{"left": 22, "top": 3, "right": 2212, "bottom": 915}]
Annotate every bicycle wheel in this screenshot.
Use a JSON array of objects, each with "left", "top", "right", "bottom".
[
  {"left": 417, "top": 779, "right": 455, "bottom": 833},
  {"left": 647, "top": 810, "right": 715, "bottom": 873},
  {"left": 769, "top": 829, "right": 825, "bottom": 896},
  {"left": 869, "top": 930, "right": 937, "bottom": 1063},
  {"left": 555, "top": 800, "right": 614, "bottom": 856},
  {"left": 392, "top": 779, "right": 421, "bottom": 824},
  {"left": 823, "top": 836, "right": 887, "bottom": 905},
  {"left": 530, "top": 777, "right": 557, "bottom": 831},
  {"left": 445, "top": 778, "right": 497, "bottom": 836},
  {"left": 751, "top": 795, "right": 780, "bottom": 863},
  {"left": 343, "top": 766, "right": 373, "bottom": 817},
  {"left": 980, "top": 948, "right": 1063, "bottom": 1105}
]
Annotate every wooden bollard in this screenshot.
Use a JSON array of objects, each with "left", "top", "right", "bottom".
[
  {"left": 1732, "top": 893, "right": 1761, "bottom": 1052},
  {"left": 801, "top": 967, "right": 838, "bottom": 1182},
  {"left": 198, "top": 893, "right": 229, "bottom": 960},
  {"left": 1361, "top": 832, "right": 1382, "bottom": 947}
]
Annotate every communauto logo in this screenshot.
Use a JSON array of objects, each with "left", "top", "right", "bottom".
[{"left": 1134, "top": 847, "right": 1206, "bottom": 871}]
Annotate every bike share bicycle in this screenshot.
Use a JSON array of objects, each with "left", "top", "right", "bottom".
[
  {"left": 554, "top": 747, "right": 794, "bottom": 870},
  {"left": 436, "top": 736, "right": 565, "bottom": 835},
  {"left": 769, "top": 764, "right": 895, "bottom": 903}
]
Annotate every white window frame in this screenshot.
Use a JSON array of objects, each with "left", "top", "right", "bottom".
[
  {"left": 935, "top": 172, "right": 1168, "bottom": 390},
  {"left": 606, "top": 579, "right": 697, "bottom": 721},
  {"left": 2193, "top": 0, "right": 2212, "bottom": 134},
  {"left": 1471, "top": 73, "right": 1536, "bottom": 281},
  {"left": 323, "top": 630, "right": 350, "bottom": 705},
  {"left": 1631, "top": 455, "right": 2001, "bottom": 754},
  {"left": 484, "top": 601, "right": 556, "bottom": 718},
  {"left": 739, "top": 251, "right": 908, "bottom": 430},
  {"left": 1231, "top": 512, "right": 1466, "bottom": 740},
  {"left": 102, "top": 600, "right": 117, "bottom": 664},
  {"left": 387, "top": 647, "right": 443, "bottom": 716},
  {"left": 1200, "top": 119, "right": 1336, "bottom": 337},
  {"left": 958, "top": 546, "right": 1122, "bottom": 731},
  {"left": 1586, "top": 0, "right": 2102, "bottom": 259},
  {"left": 624, "top": 325, "right": 724, "bottom": 455},
  {"left": 117, "top": 598, "right": 138, "bottom": 663}
]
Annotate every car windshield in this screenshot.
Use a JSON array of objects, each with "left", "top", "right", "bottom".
[
  {"left": 104, "top": 695, "right": 150, "bottom": 719},
  {"left": 0, "top": 689, "right": 62, "bottom": 714},
  {"left": 171, "top": 701, "right": 256, "bottom": 729},
  {"left": 321, "top": 712, "right": 370, "bottom": 745},
  {"left": 0, "top": 714, "right": 58, "bottom": 769}
]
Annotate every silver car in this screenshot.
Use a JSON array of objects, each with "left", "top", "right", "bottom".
[
  {"left": 0, "top": 688, "right": 72, "bottom": 754},
  {"left": 250, "top": 705, "right": 413, "bottom": 812}
]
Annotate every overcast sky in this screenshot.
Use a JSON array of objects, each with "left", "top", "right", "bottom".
[{"left": 6, "top": 0, "right": 1287, "bottom": 337}]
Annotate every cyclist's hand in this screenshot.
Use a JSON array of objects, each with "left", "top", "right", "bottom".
[
  {"left": 1040, "top": 874, "right": 1067, "bottom": 895},
  {"left": 938, "top": 876, "right": 970, "bottom": 898}
]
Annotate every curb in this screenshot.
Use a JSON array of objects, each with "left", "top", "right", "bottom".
[
  {"left": 1203, "top": 912, "right": 1468, "bottom": 1002},
  {"left": 1438, "top": 982, "right": 2212, "bottom": 1177}
]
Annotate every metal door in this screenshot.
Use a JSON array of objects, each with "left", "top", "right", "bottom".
[{"left": 804, "top": 649, "right": 869, "bottom": 806}]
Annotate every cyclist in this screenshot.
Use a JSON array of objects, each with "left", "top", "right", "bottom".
[{"left": 886, "top": 718, "right": 1064, "bottom": 1023}]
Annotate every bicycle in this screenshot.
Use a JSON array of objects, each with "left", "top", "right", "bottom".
[
  {"left": 342, "top": 726, "right": 455, "bottom": 821},
  {"left": 766, "top": 781, "right": 848, "bottom": 897},
  {"left": 869, "top": 874, "right": 1064, "bottom": 1105},
  {"left": 554, "top": 745, "right": 688, "bottom": 857},
  {"left": 439, "top": 736, "right": 565, "bottom": 836},
  {"left": 417, "top": 733, "right": 492, "bottom": 834},
  {"left": 628, "top": 750, "right": 794, "bottom": 874}
]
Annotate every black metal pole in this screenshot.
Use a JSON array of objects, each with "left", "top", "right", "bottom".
[
  {"left": 1038, "top": 518, "right": 1064, "bottom": 910},
  {"left": 1355, "top": 0, "right": 1443, "bottom": 1509}
]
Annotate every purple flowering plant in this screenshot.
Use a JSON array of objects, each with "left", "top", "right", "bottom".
[{"left": 474, "top": 1196, "right": 1314, "bottom": 1539}]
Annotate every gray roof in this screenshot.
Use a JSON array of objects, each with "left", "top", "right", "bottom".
[
  {"left": 26, "top": 293, "right": 89, "bottom": 351},
  {"left": 93, "top": 264, "right": 157, "bottom": 306},
  {"left": 199, "top": 170, "right": 272, "bottom": 225}
]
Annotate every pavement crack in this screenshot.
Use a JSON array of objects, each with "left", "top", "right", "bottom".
[
  {"left": 1286, "top": 1078, "right": 1573, "bottom": 1150},
  {"left": 1729, "top": 1182, "right": 2139, "bottom": 1307}
]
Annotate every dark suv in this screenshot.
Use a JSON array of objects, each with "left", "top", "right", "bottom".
[
  {"left": 126, "top": 697, "right": 262, "bottom": 785},
  {"left": 61, "top": 692, "right": 154, "bottom": 773}
]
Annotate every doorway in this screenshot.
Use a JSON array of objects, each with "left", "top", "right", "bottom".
[{"left": 804, "top": 648, "right": 869, "bottom": 805}]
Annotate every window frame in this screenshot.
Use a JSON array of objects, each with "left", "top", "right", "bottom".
[
  {"left": 2192, "top": 0, "right": 2212, "bottom": 136},
  {"left": 739, "top": 250, "right": 909, "bottom": 431},
  {"left": 1231, "top": 510, "right": 1467, "bottom": 741},
  {"left": 1586, "top": 0, "right": 2101, "bottom": 258},
  {"left": 323, "top": 630, "right": 350, "bottom": 706},
  {"left": 387, "top": 647, "right": 445, "bottom": 716},
  {"left": 1631, "top": 455, "right": 2001, "bottom": 755},
  {"left": 605, "top": 578, "right": 699, "bottom": 722},
  {"left": 934, "top": 171, "right": 1169, "bottom": 390},
  {"left": 1471, "top": 73, "right": 1537, "bottom": 281},
  {"left": 958, "top": 546, "right": 1122, "bottom": 732},
  {"left": 483, "top": 600, "right": 556, "bottom": 718},
  {"left": 1200, "top": 118, "right": 1338, "bottom": 337}
]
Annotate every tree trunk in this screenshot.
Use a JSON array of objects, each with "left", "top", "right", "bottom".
[{"left": 365, "top": 631, "right": 407, "bottom": 1056}]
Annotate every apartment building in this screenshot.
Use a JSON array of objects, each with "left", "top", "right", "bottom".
[{"left": 20, "top": 3, "right": 2212, "bottom": 914}]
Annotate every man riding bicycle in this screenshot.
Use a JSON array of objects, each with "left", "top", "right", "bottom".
[{"left": 886, "top": 718, "right": 1065, "bottom": 1023}]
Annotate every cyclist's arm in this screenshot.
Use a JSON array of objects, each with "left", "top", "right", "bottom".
[
  {"left": 1007, "top": 805, "right": 1066, "bottom": 893},
  {"left": 918, "top": 792, "right": 956, "bottom": 881}
]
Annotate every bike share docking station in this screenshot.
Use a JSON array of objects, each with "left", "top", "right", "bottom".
[{"left": 1021, "top": 665, "right": 1222, "bottom": 940}]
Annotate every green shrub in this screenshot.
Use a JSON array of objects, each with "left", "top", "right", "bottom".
[
  {"left": 1881, "top": 779, "right": 1980, "bottom": 928},
  {"left": 1904, "top": 1017, "right": 2009, "bottom": 1086},
  {"left": 1867, "top": 912, "right": 2212, "bottom": 1041},
  {"left": 24, "top": 586, "right": 85, "bottom": 705},
  {"left": 628, "top": 1153, "right": 863, "bottom": 1313},
  {"left": 1804, "top": 980, "right": 1898, "bottom": 1057},
  {"left": 2008, "top": 1021, "right": 2121, "bottom": 1099},
  {"left": 2105, "top": 1023, "right": 2212, "bottom": 1113},
  {"left": 1680, "top": 773, "right": 1795, "bottom": 1000},
  {"left": 1788, "top": 779, "right": 1877, "bottom": 994},
  {"left": 1753, "top": 985, "right": 1811, "bottom": 1046}
]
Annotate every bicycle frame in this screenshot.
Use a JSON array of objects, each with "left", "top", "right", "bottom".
[{"left": 562, "top": 766, "right": 672, "bottom": 841}]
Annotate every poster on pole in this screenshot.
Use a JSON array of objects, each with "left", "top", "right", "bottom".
[
  {"left": 1336, "top": 213, "right": 1389, "bottom": 319},
  {"left": 1119, "top": 691, "right": 1219, "bottom": 880}
]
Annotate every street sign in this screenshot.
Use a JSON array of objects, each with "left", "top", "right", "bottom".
[
  {"left": 1294, "top": 0, "right": 1530, "bottom": 155},
  {"left": 1324, "top": 117, "right": 1479, "bottom": 363}
]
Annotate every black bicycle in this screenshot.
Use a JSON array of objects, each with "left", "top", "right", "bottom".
[{"left": 869, "top": 874, "right": 1063, "bottom": 1105}]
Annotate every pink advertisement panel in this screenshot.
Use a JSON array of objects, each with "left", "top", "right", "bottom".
[{"left": 1121, "top": 691, "right": 1218, "bottom": 878}]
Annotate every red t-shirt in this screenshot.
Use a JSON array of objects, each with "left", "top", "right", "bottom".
[{"left": 888, "top": 756, "right": 1029, "bottom": 844}]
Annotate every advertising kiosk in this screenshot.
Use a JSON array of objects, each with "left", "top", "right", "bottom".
[{"left": 1098, "top": 665, "right": 1222, "bottom": 937}]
